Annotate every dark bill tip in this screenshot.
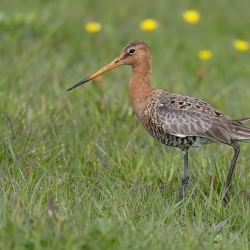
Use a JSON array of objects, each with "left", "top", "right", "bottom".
[{"left": 67, "top": 77, "right": 89, "bottom": 91}]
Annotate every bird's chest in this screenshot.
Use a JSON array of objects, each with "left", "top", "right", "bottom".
[{"left": 134, "top": 100, "right": 175, "bottom": 144}]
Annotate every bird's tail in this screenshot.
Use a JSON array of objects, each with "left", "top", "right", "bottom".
[
  {"left": 229, "top": 117, "right": 250, "bottom": 143},
  {"left": 234, "top": 116, "right": 250, "bottom": 122}
]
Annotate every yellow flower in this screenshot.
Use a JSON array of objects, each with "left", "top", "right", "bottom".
[
  {"left": 85, "top": 22, "right": 101, "bottom": 32},
  {"left": 198, "top": 50, "right": 212, "bottom": 61},
  {"left": 233, "top": 40, "right": 249, "bottom": 51},
  {"left": 140, "top": 19, "right": 158, "bottom": 31},
  {"left": 182, "top": 10, "right": 200, "bottom": 24}
]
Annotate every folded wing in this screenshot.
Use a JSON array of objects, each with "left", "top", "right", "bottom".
[{"left": 157, "top": 105, "right": 250, "bottom": 144}]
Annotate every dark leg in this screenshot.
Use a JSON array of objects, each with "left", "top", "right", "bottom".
[
  {"left": 222, "top": 142, "right": 240, "bottom": 205},
  {"left": 178, "top": 150, "right": 189, "bottom": 201}
]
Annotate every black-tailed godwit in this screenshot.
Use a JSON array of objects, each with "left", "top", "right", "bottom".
[{"left": 68, "top": 40, "right": 250, "bottom": 204}]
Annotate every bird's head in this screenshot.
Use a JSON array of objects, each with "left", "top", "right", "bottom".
[{"left": 67, "top": 40, "right": 150, "bottom": 91}]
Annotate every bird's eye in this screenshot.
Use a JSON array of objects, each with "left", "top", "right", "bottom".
[{"left": 129, "top": 49, "right": 135, "bottom": 54}]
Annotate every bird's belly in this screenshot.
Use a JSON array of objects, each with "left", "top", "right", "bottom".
[{"left": 150, "top": 130, "right": 213, "bottom": 148}]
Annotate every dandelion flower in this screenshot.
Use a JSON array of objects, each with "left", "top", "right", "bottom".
[
  {"left": 85, "top": 22, "right": 101, "bottom": 33},
  {"left": 182, "top": 10, "right": 200, "bottom": 24},
  {"left": 233, "top": 40, "right": 249, "bottom": 51},
  {"left": 140, "top": 19, "right": 158, "bottom": 31},
  {"left": 198, "top": 50, "right": 212, "bottom": 61}
]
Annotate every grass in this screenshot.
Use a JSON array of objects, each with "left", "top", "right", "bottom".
[{"left": 1, "top": 0, "right": 250, "bottom": 249}]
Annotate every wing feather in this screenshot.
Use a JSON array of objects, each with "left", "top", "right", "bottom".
[
  {"left": 157, "top": 106, "right": 231, "bottom": 144},
  {"left": 156, "top": 92, "right": 250, "bottom": 144}
]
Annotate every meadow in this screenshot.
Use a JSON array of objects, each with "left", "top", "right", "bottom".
[{"left": 1, "top": 0, "right": 250, "bottom": 249}]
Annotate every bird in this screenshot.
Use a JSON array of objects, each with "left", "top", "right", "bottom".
[{"left": 67, "top": 40, "right": 250, "bottom": 204}]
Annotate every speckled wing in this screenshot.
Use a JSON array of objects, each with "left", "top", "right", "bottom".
[
  {"left": 156, "top": 105, "right": 232, "bottom": 144},
  {"left": 154, "top": 91, "right": 250, "bottom": 144},
  {"left": 157, "top": 93, "right": 230, "bottom": 119}
]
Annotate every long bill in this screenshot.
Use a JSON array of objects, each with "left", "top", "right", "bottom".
[{"left": 67, "top": 57, "right": 123, "bottom": 91}]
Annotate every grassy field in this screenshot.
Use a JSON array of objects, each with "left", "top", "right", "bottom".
[{"left": 1, "top": 0, "right": 250, "bottom": 249}]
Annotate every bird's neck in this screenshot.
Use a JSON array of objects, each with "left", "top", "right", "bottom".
[{"left": 129, "top": 63, "right": 153, "bottom": 112}]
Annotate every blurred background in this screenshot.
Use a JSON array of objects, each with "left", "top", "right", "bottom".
[
  {"left": 1, "top": 0, "right": 249, "bottom": 117},
  {"left": 1, "top": 0, "right": 250, "bottom": 248}
]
